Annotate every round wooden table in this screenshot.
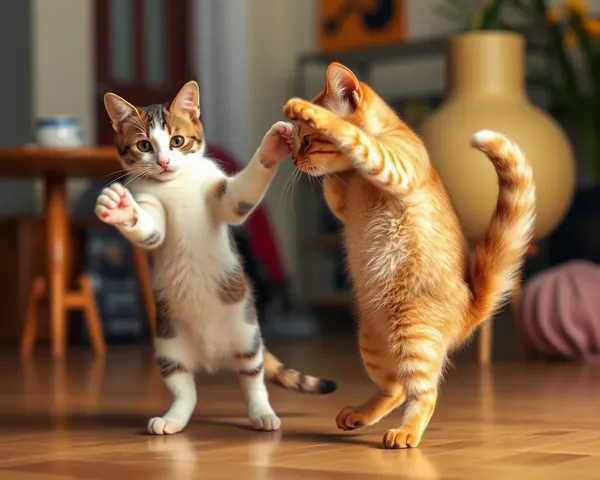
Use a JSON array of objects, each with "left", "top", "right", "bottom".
[{"left": 0, "top": 146, "right": 155, "bottom": 359}]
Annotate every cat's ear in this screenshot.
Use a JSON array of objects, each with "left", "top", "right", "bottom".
[
  {"left": 325, "top": 62, "right": 362, "bottom": 112},
  {"left": 104, "top": 93, "right": 138, "bottom": 132},
  {"left": 171, "top": 80, "right": 200, "bottom": 120}
]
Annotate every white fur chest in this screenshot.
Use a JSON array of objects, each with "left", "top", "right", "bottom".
[{"left": 133, "top": 162, "right": 237, "bottom": 324}]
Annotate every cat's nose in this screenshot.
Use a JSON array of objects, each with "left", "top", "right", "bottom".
[{"left": 157, "top": 157, "right": 170, "bottom": 169}]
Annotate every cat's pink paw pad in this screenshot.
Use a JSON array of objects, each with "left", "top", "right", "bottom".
[{"left": 95, "top": 183, "right": 136, "bottom": 225}]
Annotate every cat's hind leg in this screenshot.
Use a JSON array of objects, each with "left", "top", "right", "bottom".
[
  {"left": 233, "top": 303, "right": 281, "bottom": 431},
  {"left": 148, "top": 311, "right": 197, "bottom": 435},
  {"left": 383, "top": 322, "right": 445, "bottom": 449},
  {"left": 336, "top": 324, "right": 406, "bottom": 431}
]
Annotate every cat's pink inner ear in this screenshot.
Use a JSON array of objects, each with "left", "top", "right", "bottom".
[
  {"left": 171, "top": 81, "right": 200, "bottom": 118},
  {"left": 325, "top": 62, "right": 362, "bottom": 108},
  {"left": 104, "top": 93, "right": 138, "bottom": 131}
]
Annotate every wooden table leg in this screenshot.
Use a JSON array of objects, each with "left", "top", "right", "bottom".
[
  {"left": 45, "top": 176, "right": 69, "bottom": 359},
  {"left": 21, "top": 176, "right": 107, "bottom": 358}
]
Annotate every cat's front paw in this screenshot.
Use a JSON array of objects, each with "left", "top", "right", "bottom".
[
  {"left": 383, "top": 427, "right": 422, "bottom": 449},
  {"left": 148, "top": 416, "right": 186, "bottom": 435},
  {"left": 95, "top": 182, "right": 137, "bottom": 226},
  {"left": 259, "top": 121, "right": 294, "bottom": 168},
  {"left": 250, "top": 413, "right": 281, "bottom": 432},
  {"left": 283, "top": 98, "right": 319, "bottom": 128}
]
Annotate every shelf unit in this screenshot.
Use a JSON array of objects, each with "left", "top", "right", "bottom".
[{"left": 293, "top": 31, "right": 550, "bottom": 309}]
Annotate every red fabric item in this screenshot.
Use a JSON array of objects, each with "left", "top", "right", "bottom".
[{"left": 206, "top": 145, "right": 286, "bottom": 283}]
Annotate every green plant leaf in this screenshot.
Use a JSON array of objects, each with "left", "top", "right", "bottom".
[
  {"left": 532, "top": 0, "right": 580, "bottom": 98},
  {"left": 568, "top": 13, "right": 600, "bottom": 94},
  {"left": 479, "top": 0, "right": 510, "bottom": 29},
  {"left": 507, "top": 0, "right": 532, "bottom": 15}
]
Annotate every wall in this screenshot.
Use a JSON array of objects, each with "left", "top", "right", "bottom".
[
  {"left": 0, "top": 0, "right": 35, "bottom": 216},
  {"left": 32, "top": 0, "right": 95, "bottom": 146},
  {"left": 32, "top": 0, "right": 95, "bottom": 210},
  {"left": 0, "top": 0, "right": 95, "bottom": 217}
]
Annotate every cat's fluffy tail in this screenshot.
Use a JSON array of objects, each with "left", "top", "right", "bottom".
[
  {"left": 263, "top": 350, "right": 337, "bottom": 394},
  {"left": 458, "top": 130, "right": 536, "bottom": 345}
]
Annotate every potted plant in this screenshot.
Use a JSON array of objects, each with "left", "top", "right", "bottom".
[
  {"left": 421, "top": 0, "right": 576, "bottom": 245},
  {"left": 432, "top": 0, "right": 600, "bottom": 264}
]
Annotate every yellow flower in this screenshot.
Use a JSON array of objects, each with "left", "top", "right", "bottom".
[
  {"left": 564, "top": 29, "right": 578, "bottom": 47},
  {"left": 547, "top": 7, "right": 561, "bottom": 24},
  {"left": 563, "top": 0, "right": 589, "bottom": 16},
  {"left": 584, "top": 18, "right": 600, "bottom": 37}
]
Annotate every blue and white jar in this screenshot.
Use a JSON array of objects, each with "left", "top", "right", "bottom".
[{"left": 36, "top": 116, "right": 84, "bottom": 148}]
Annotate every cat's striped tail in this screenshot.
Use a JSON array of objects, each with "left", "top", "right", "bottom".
[
  {"left": 458, "top": 130, "right": 536, "bottom": 345},
  {"left": 263, "top": 350, "right": 338, "bottom": 394}
]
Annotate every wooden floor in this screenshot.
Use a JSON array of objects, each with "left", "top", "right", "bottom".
[{"left": 1, "top": 336, "right": 600, "bottom": 480}]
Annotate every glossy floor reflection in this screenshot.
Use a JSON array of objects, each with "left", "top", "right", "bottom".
[{"left": 1, "top": 338, "right": 600, "bottom": 479}]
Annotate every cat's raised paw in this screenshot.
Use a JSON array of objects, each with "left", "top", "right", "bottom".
[
  {"left": 147, "top": 416, "right": 185, "bottom": 435},
  {"left": 260, "top": 121, "right": 295, "bottom": 167},
  {"left": 95, "top": 182, "right": 136, "bottom": 226},
  {"left": 283, "top": 98, "right": 318, "bottom": 128},
  {"left": 250, "top": 414, "right": 281, "bottom": 432},
  {"left": 336, "top": 406, "right": 369, "bottom": 431},
  {"left": 383, "top": 428, "right": 421, "bottom": 449}
]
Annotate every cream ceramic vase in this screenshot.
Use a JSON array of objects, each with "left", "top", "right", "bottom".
[{"left": 420, "top": 31, "right": 576, "bottom": 242}]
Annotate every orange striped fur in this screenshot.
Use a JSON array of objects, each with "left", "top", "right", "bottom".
[{"left": 283, "top": 62, "right": 536, "bottom": 448}]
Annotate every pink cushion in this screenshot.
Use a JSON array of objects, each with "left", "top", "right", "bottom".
[{"left": 518, "top": 260, "right": 600, "bottom": 362}]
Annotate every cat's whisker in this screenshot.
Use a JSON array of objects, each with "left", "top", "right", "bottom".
[
  {"left": 98, "top": 168, "right": 131, "bottom": 182},
  {"left": 123, "top": 169, "right": 148, "bottom": 188},
  {"left": 284, "top": 168, "right": 301, "bottom": 218},
  {"left": 99, "top": 167, "right": 148, "bottom": 192},
  {"left": 278, "top": 169, "right": 299, "bottom": 216}
]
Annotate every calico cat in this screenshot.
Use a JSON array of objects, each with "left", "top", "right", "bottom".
[
  {"left": 97, "top": 81, "right": 337, "bottom": 435},
  {"left": 283, "top": 63, "right": 535, "bottom": 448}
]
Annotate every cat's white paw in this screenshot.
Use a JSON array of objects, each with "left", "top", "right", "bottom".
[
  {"left": 95, "top": 182, "right": 137, "bottom": 226},
  {"left": 259, "top": 121, "right": 294, "bottom": 168},
  {"left": 250, "top": 413, "right": 281, "bottom": 432},
  {"left": 148, "top": 416, "right": 185, "bottom": 435}
]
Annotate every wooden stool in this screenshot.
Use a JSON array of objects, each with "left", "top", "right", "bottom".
[{"left": 0, "top": 147, "right": 119, "bottom": 358}]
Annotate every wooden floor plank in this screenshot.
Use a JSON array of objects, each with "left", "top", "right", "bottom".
[{"left": 0, "top": 338, "right": 598, "bottom": 479}]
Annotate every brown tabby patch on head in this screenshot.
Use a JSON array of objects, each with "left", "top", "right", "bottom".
[
  {"left": 114, "top": 102, "right": 204, "bottom": 166},
  {"left": 216, "top": 263, "right": 247, "bottom": 304},
  {"left": 104, "top": 81, "right": 204, "bottom": 167}
]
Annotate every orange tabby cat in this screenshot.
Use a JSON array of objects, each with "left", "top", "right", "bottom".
[{"left": 283, "top": 62, "right": 536, "bottom": 449}]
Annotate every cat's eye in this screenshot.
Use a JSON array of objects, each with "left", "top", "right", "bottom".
[
  {"left": 170, "top": 135, "right": 185, "bottom": 148},
  {"left": 137, "top": 140, "right": 153, "bottom": 153},
  {"left": 302, "top": 134, "right": 311, "bottom": 148}
]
